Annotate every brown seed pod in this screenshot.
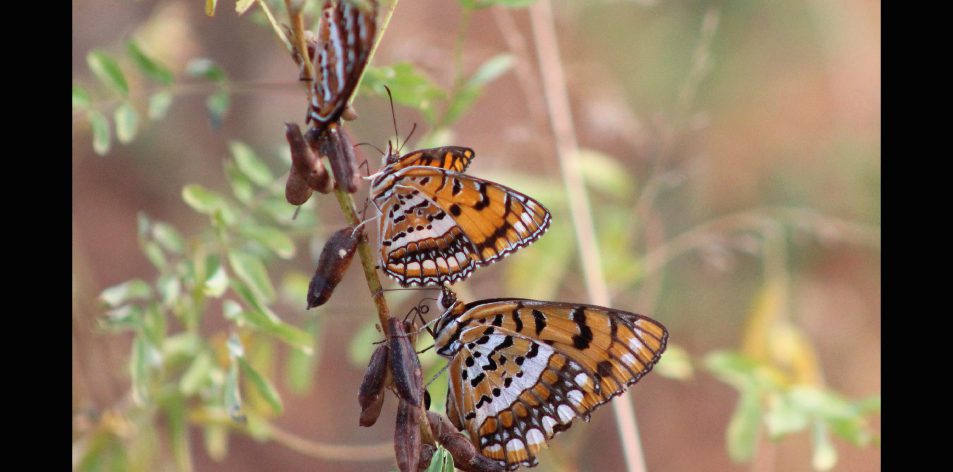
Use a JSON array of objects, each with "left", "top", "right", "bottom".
[
  {"left": 387, "top": 318, "right": 423, "bottom": 408},
  {"left": 395, "top": 400, "right": 422, "bottom": 472},
  {"left": 285, "top": 168, "right": 313, "bottom": 206},
  {"left": 315, "top": 123, "right": 361, "bottom": 193},
  {"left": 341, "top": 104, "right": 358, "bottom": 121},
  {"left": 427, "top": 411, "right": 504, "bottom": 472},
  {"left": 418, "top": 444, "right": 436, "bottom": 471},
  {"left": 285, "top": 122, "right": 331, "bottom": 202},
  {"left": 358, "top": 344, "right": 390, "bottom": 427},
  {"left": 307, "top": 227, "right": 359, "bottom": 309}
]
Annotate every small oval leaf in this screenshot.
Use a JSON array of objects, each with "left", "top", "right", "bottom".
[
  {"left": 115, "top": 101, "right": 139, "bottom": 144},
  {"left": 87, "top": 51, "right": 129, "bottom": 96}
]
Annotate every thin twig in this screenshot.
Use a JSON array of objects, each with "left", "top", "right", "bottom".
[{"left": 527, "top": 2, "right": 647, "bottom": 472}]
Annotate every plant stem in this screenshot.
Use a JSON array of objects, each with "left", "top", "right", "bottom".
[{"left": 528, "top": 2, "right": 647, "bottom": 471}]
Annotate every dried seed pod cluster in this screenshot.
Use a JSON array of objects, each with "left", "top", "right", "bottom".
[
  {"left": 395, "top": 400, "right": 422, "bottom": 472},
  {"left": 358, "top": 344, "right": 390, "bottom": 427},
  {"left": 387, "top": 318, "right": 423, "bottom": 408},
  {"left": 308, "top": 124, "right": 362, "bottom": 193},
  {"left": 307, "top": 226, "right": 360, "bottom": 309},
  {"left": 284, "top": 122, "right": 331, "bottom": 205}
]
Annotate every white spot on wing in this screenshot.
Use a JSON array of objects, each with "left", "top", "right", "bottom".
[
  {"left": 506, "top": 438, "right": 525, "bottom": 453},
  {"left": 568, "top": 390, "right": 584, "bottom": 406},
  {"left": 557, "top": 404, "right": 575, "bottom": 423},
  {"left": 542, "top": 416, "right": 557, "bottom": 435},
  {"left": 526, "top": 428, "right": 545, "bottom": 446},
  {"left": 621, "top": 353, "right": 637, "bottom": 367},
  {"left": 574, "top": 373, "right": 590, "bottom": 387}
]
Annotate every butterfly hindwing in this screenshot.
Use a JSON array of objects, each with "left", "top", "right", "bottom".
[
  {"left": 308, "top": 0, "right": 377, "bottom": 125},
  {"left": 373, "top": 166, "right": 551, "bottom": 286},
  {"left": 439, "top": 299, "right": 668, "bottom": 470},
  {"left": 376, "top": 184, "right": 480, "bottom": 285}
]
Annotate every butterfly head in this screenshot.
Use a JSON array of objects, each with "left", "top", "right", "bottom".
[{"left": 433, "top": 286, "right": 463, "bottom": 357}]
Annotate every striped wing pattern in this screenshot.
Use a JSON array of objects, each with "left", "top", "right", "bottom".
[
  {"left": 307, "top": 0, "right": 377, "bottom": 126},
  {"left": 436, "top": 297, "right": 668, "bottom": 470},
  {"left": 371, "top": 148, "right": 550, "bottom": 286}
]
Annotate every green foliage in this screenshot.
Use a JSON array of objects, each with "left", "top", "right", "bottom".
[{"left": 425, "top": 446, "right": 455, "bottom": 472}]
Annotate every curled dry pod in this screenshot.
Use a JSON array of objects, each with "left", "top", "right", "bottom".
[
  {"left": 285, "top": 168, "right": 313, "bottom": 206},
  {"left": 387, "top": 318, "right": 423, "bottom": 408},
  {"left": 418, "top": 444, "right": 436, "bottom": 471},
  {"left": 395, "top": 400, "right": 422, "bottom": 472},
  {"left": 319, "top": 123, "right": 361, "bottom": 193},
  {"left": 307, "top": 227, "right": 359, "bottom": 309},
  {"left": 285, "top": 122, "right": 331, "bottom": 201},
  {"left": 358, "top": 344, "right": 390, "bottom": 427},
  {"left": 427, "top": 411, "right": 503, "bottom": 472}
]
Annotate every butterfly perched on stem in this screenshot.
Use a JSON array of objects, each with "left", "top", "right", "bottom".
[
  {"left": 431, "top": 287, "right": 668, "bottom": 470},
  {"left": 368, "top": 146, "right": 552, "bottom": 286},
  {"left": 302, "top": 0, "right": 378, "bottom": 193}
]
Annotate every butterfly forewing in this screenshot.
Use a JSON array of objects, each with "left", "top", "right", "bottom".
[
  {"left": 374, "top": 164, "right": 551, "bottom": 286},
  {"left": 384, "top": 146, "right": 476, "bottom": 173},
  {"left": 437, "top": 298, "right": 668, "bottom": 470},
  {"left": 308, "top": 0, "right": 377, "bottom": 126}
]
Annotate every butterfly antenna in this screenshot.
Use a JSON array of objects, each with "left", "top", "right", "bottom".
[
  {"left": 425, "top": 363, "right": 451, "bottom": 388},
  {"left": 398, "top": 122, "right": 417, "bottom": 155},
  {"left": 354, "top": 142, "right": 386, "bottom": 156},
  {"left": 384, "top": 85, "right": 399, "bottom": 152}
]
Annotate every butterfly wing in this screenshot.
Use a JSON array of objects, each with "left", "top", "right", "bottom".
[
  {"left": 443, "top": 300, "right": 667, "bottom": 470},
  {"left": 400, "top": 168, "right": 551, "bottom": 263},
  {"left": 376, "top": 182, "right": 481, "bottom": 285},
  {"left": 376, "top": 167, "right": 550, "bottom": 286},
  {"left": 307, "top": 0, "right": 377, "bottom": 126},
  {"left": 386, "top": 146, "right": 476, "bottom": 173}
]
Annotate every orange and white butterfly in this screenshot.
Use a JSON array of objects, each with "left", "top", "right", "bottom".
[
  {"left": 369, "top": 146, "right": 551, "bottom": 286},
  {"left": 432, "top": 287, "right": 668, "bottom": 470}
]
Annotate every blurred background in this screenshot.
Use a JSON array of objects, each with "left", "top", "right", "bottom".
[{"left": 73, "top": 0, "right": 880, "bottom": 471}]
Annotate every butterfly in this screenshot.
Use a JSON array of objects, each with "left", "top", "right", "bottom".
[
  {"left": 301, "top": 0, "right": 378, "bottom": 193},
  {"left": 306, "top": 0, "right": 377, "bottom": 128},
  {"left": 431, "top": 286, "right": 668, "bottom": 470},
  {"left": 369, "top": 146, "right": 552, "bottom": 286}
]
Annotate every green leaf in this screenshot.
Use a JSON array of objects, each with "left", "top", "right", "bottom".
[
  {"left": 765, "top": 393, "right": 809, "bottom": 438},
  {"left": 444, "top": 54, "right": 514, "bottom": 125},
  {"left": 101, "top": 305, "right": 142, "bottom": 331},
  {"left": 726, "top": 389, "right": 761, "bottom": 462},
  {"left": 284, "top": 319, "right": 319, "bottom": 395},
  {"left": 235, "top": 0, "right": 255, "bottom": 14},
  {"left": 88, "top": 109, "right": 111, "bottom": 156},
  {"left": 224, "top": 160, "right": 255, "bottom": 204},
  {"left": 577, "top": 148, "right": 634, "bottom": 200},
  {"left": 182, "top": 184, "right": 232, "bottom": 216},
  {"left": 148, "top": 91, "right": 174, "bottom": 120},
  {"left": 207, "top": 89, "right": 231, "bottom": 128},
  {"left": 100, "top": 279, "right": 152, "bottom": 307},
  {"left": 186, "top": 58, "right": 226, "bottom": 82},
  {"left": 364, "top": 63, "right": 447, "bottom": 124},
  {"left": 130, "top": 337, "right": 150, "bottom": 405},
  {"left": 203, "top": 423, "right": 229, "bottom": 461},
  {"left": 239, "top": 358, "right": 284, "bottom": 415},
  {"left": 179, "top": 352, "right": 214, "bottom": 396},
  {"left": 73, "top": 85, "right": 91, "bottom": 109},
  {"left": 228, "top": 251, "right": 276, "bottom": 303},
  {"left": 203, "top": 257, "right": 229, "bottom": 297},
  {"left": 142, "top": 241, "right": 168, "bottom": 270},
  {"left": 152, "top": 221, "right": 185, "bottom": 254},
  {"left": 164, "top": 394, "right": 194, "bottom": 472},
  {"left": 811, "top": 421, "right": 837, "bottom": 471},
  {"left": 205, "top": 0, "right": 218, "bottom": 16},
  {"left": 425, "top": 446, "right": 454, "bottom": 472},
  {"left": 504, "top": 218, "right": 572, "bottom": 300},
  {"left": 87, "top": 51, "right": 129, "bottom": 97},
  {"left": 654, "top": 343, "right": 693, "bottom": 380},
  {"left": 280, "top": 271, "right": 311, "bottom": 306},
  {"left": 157, "top": 274, "right": 181, "bottom": 307},
  {"left": 224, "top": 361, "right": 246, "bottom": 423},
  {"left": 241, "top": 225, "right": 296, "bottom": 259},
  {"left": 127, "top": 40, "right": 174, "bottom": 85},
  {"left": 229, "top": 141, "right": 274, "bottom": 186},
  {"left": 230, "top": 279, "right": 314, "bottom": 353},
  {"left": 114, "top": 101, "right": 139, "bottom": 144}
]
